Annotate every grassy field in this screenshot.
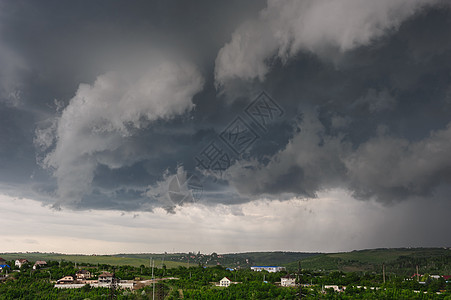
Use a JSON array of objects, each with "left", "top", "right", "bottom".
[
  {"left": 2, "top": 248, "right": 449, "bottom": 274},
  {"left": 0, "top": 252, "right": 189, "bottom": 268}
]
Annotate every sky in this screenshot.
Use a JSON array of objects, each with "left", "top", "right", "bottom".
[{"left": 0, "top": 0, "right": 450, "bottom": 254}]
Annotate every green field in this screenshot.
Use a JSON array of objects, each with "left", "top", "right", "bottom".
[
  {"left": 0, "top": 252, "right": 189, "bottom": 268},
  {"left": 2, "top": 247, "right": 450, "bottom": 275}
]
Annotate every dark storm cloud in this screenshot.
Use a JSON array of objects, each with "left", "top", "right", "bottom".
[
  {"left": 1, "top": 0, "right": 451, "bottom": 211},
  {"left": 216, "top": 2, "right": 451, "bottom": 205}
]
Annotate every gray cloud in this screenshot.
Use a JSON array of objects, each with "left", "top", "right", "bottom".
[
  {"left": 215, "top": 0, "right": 444, "bottom": 86},
  {"left": 0, "top": 0, "right": 450, "bottom": 216},
  {"left": 223, "top": 111, "right": 348, "bottom": 199},
  {"left": 36, "top": 58, "right": 204, "bottom": 206},
  {"left": 346, "top": 123, "right": 451, "bottom": 202},
  {"left": 221, "top": 109, "right": 451, "bottom": 204},
  {"left": 354, "top": 88, "right": 397, "bottom": 113}
]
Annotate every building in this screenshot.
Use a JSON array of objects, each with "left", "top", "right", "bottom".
[
  {"left": 57, "top": 275, "right": 76, "bottom": 284},
  {"left": 76, "top": 269, "right": 91, "bottom": 279},
  {"left": 281, "top": 275, "right": 296, "bottom": 287},
  {"left": 15, "top": 259, "right": 29, "bottom": 268},
  {"left": 219, "top": 277, "right": 232, "bottom": 287},
  {"left": 33, "top": 261, "right": 47, "bottom": 270},
  {"left": 0, "top": 258, "right": 6, "bottom": 264},
  {"left": 55, "top": 271, "right": 134, "bottom": 290},
  {"left": 98, "top": 271, "right": 114, "bottom": 285},
  {"left": 0, "top": 265, "right": 10, "bottom": 271},
  {"left": 324, "top": 285, "right": 346, "bottom": 292},
  {"left": 250, "top": 266, "right": 285, "bottom": 273}
]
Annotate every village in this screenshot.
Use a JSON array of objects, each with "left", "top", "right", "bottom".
[{"left": 1, "top": 254, "right": 450, "bottom": 299}]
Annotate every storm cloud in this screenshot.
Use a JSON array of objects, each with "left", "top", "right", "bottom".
[{"left": 0, "top": 0, "right": 450, "bottom": 215}]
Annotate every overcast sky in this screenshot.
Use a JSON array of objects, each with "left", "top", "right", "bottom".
[{"left": 1, "top": 0, "right": 451, "bottom": 254}]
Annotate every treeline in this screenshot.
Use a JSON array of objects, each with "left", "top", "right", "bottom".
[
  {"left": 287, "top": 248, "right": 451, "bottom": 275},
  {"left": 1, "top": 259, "right": 451, "bottom": 299}
]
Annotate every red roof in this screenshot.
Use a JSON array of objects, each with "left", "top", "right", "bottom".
[
  {"left": 443, "top": 275, "right": 451, "bottom": 280},
  {"left": 99, "top": 271, "right": 113, "bottom": 277}
]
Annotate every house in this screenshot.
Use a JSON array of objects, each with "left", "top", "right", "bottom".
[
  {"left": 76, "top": 269, "right": 91, "bottom": 279},
  {"left": 324, "top": 285, "right": 346, "bottom": 292},
  {"left": 250, "top": 266, "right": 285, "bottom": 273},
  {"left": 281, "top": 275, "right": 296, "bottom": 287},
  {"left": 219, "top": 277, "right": 232, "bottom": 287},
  {"left": 15, "top": 259, "right": 29, "bottom": 268},
  {"left": 57, "top": 275, "right": 76, "bottom": 284},
  {"left": 98, "top": 271, "right": 114, "bottom": 285},
  {"left": 33, "top": 261, "right": 47, "bottom": 270}
]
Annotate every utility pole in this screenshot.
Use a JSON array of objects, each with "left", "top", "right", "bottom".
[
  {"left": 416, "top": 265, "right": 420, "bottom": 281},
  {"left": 383, "top": 264, "right": 386, "bottom": 284},
  {"left": 297, "top": 261, "right": 302, "bottom": 299},
  {"left": 109, "top": 267, "right": 117, "bottom": 300},
  {"left": 152, "top": 259, "right": 155, "bottom": 300}
]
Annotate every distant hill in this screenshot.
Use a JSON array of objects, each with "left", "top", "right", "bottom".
[
  {"left": 2, "top": 248, "right": 449, "bottom": 275},
  {"left": 220, "top": 251, "right": 320, "bottom": 267},
  {"left": 112, "top": 251, "right": 321, "bottom": 268},
  {"left": 0, "top": 251, "right": 320, "bottom": 268},
  {"left": 285, "top": 248, "right": 451, "bottom": 275}
]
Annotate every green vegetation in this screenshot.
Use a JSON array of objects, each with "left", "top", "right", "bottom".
[
  {"left": 1, "top": 253, "right": 189, "bottom": 268},
  {"left": 111, "top": 251, "right": 320, "bottom": 268},
  {"left": 1, "top": 251, "right": 320, "bottom": 269},
  {"left": 0, "top": 248, "right": 450, "bottom": 299},
  {"left": 286, "top": 248, "right": 451, "bottom": 275}
]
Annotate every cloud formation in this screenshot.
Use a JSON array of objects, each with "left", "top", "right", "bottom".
[
  {"left": 37, "top": 59, "right": 204, "bottom": 206},
  {"left": 224, "top": 111, "right": 451, "bottom": 204},
  {"left": 0, "top": 0, "right": 450, "bottom": 215},
  {"left": 215, "top": 0, "right": 442, "bottom": 85},
  {"left": 346, "top": 123, "right": 451, "bottom": 202}
]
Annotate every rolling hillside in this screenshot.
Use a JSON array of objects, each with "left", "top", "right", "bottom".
[
  {"left": 2, "top": 248, "right": 449, "bottom": 275},
  {"left": 0, "top": 252, "right": 189, "bottom": 268},
  {"left": 285, "top": 248, "right": 451, "bottom": 275}
]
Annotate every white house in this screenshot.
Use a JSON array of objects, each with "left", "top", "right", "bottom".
[
  {"left": 281, "top": 275, "right": 296, "bottom": 287},
  {"left": 219, "top": 277, "right": 232, "bottom": 287},
  {"left": 33, "top": 261, "right": 47, "bottom": 270},
  {"left": 76, "top": 270, "right": 91, "bottom": 279},
  {"left": 98, "top": 271, "right": 114, "bottom": 286},
  {"left": 57, "top": 275, "right": 75, "bottom": 284},
  {"left": 250, "top": 266, "right": 285, "bottom": 273},
  {"left": 15, "top": 259, "right": 28, "bottom": 268}
]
